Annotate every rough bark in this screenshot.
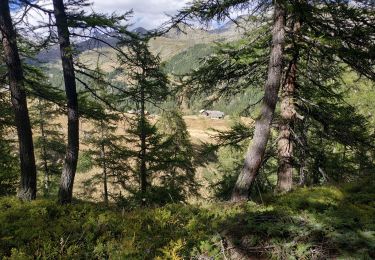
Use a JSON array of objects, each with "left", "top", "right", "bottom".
[
  {"left": 276, "top": 59, "right": 297, "bottom": 192},
  {"left": 53, "top": 0, "right": 79, "bottom": 204},
  {"left": 0, "top": 0, "right": 37, "bottom": 200},
  {"left": 231, "top": 0, "right": 286, "bottom": 202},
  {"left": 298, "top": 118, "right": 308, "bottom": 186},
  {"left": 276, "top": 18, "right": 302, "bottom": 192}
]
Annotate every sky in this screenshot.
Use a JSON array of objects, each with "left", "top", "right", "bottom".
[
  {"left": 90, "top": 0, "right": 191, "bottom": 29},
  {"left": 12, "top": 0, "right": 192, "bottom": 31},
  {"left": 13, "top": 0, "right": 230, "bottom": 38}
]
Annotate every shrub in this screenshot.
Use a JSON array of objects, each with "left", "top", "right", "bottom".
[{"left": 0, "top": 179, "right": 374, "bottom": 259}]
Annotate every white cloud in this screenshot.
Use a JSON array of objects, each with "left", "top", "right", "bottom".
[
  {"left": 11, "top": 0, "right": 191, "bottom": 42},
  {"left": 90, "top": 0, "right": 191, "bottom": 29},
  {"left": 13, "top": 0, "right": 191, "bottom": 32}
]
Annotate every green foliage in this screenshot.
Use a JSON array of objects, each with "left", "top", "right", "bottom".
[
  {"left": 164, "top": 44, "right": 213, "bottom": 75},
  {"left": 0, "top": 179, "right": 374, "bottom": 259},
  {"left": 175, "top": 0, "right": 375, "bottom": 189},
  {"left": 292, "top": 51, "right": 375, "bottom": 183},
  {"left": 117, "top": 36, "right": 169, "bottom": 106},
  {"left": 210, "top": 146, "right": 245, "bottom": 200},
  {"left": 110, "top": 37, "right": 198, "bottom": 205},
  {"left": 0, "top": 140, "right": 18, "bottom": 196},
  {"left": 76, "top": 151, "right": 94, "bottom": 174},
  {"left": 116, "top": 113, "right": 198, "bottom": 206},
  {"left": 182, "top": 28, "right": 267, "bottom": 116},
  {"left": 30, "top": 99, "right": 65, "bottom": 196},
  {"left": 344, "top": 73, "right": 375, "bottom": 125},
  {"left": 157, "top": 110, "right": 198, "bottom": 198},
  {"left": 0, "top": 93, "right": 18, "bottom": 196},
  {"left": 0, "top": 198, "right": 214, "bottom": 259},
  {"left": 117, "top": 186, "right": 188, "bottom": 209},
  {"left": 82, "top": 114, "right": 127, "bottom": 203},
  {"left": 201, "top": 119, "right": 276, "bottom": 200}
]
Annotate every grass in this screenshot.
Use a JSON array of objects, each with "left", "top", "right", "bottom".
[{"left": 0, "top": 178, "right": 374, "bottom": 259}]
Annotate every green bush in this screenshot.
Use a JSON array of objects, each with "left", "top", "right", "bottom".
[
  {"left": 0, "top": 141, "right": 18, "bottom": 196},
  {"left": 0, "top": 179, "right": 374, "bottom": 259}
]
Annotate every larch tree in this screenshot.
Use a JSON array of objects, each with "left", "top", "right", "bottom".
[
  {"left": 276, "top": 6, "right": 302, "bottom": 193},
  {"left": 276, "top": 0, "right": 374, "bottom": 191},
  {"left": 81, "top": 65, "right": 125, "bottom": 205},
  {"left": 117, "top": 35, "right": 169, "bottom": 196},
  {"left": 171, "top": 0, "right": 287, "bottom": 201},
  {"left": 175, "top": 0, "right": 374, "bottom": 199},
  {"left": 231, "top": 0, "right": 286, "bottom": 201},
  {"left": 51, "top": 0, "right": 80, "bottom": 204},
  {"left": 0, "top": 0, "right": 37, "bottom": 200},
  {"left": 31, "top": 99, "right": 65, "bottom": 196},
  {"left": 19, "top": 0, "right": 131, "bottom": 203},
  {"left": 157, "top": 109, "right": 198, "bottom": 200},
  {"left": 0, "top": 56, "right": 19, "bottom": 196},
  {"left": 84, "top": 115, "right": 121, "bottom": 205},
  {"left": 113, "top": 35, "right": 197, "bottom": 205}
]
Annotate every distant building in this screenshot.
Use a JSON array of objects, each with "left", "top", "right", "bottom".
[
  {"left": 127, "top": 109, "right": 136, "bottom": 114},
  {"left": 199, "top": 109, "right": 225, "bottom": 119},
  {"left": 127, "top": 109, "right": 149, "bottom": 115}
]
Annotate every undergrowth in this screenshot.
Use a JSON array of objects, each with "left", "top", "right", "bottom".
[{"left": 0, "top": 178, "right": 374, "bottom": 259}]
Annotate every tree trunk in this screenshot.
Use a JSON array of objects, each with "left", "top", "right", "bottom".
[
  {"left": 231, "top": 0, "right": 286, "bottom": 202},
  {"left": 53, "top": 0, "right": 79, "bottom": 204},
  {"left": 100, "top": 120, "right": 108, "bottom": 206},
  {"left": 139, "top": 87, "right": 147, "bottom": 195},
  {"left": 276, "top": 59, "right": 297, "bottom": 192},
  {"left": 103, "top": 153, "right": 108, "bottom": 205},
  {"left": 0, "top": 0, "right": 37, "bottom": 200},
  {"left": 276, "top": 18, "right": 302, "bottom": 193},
  {"left": 298, "top": 118, "right": 308, "bottom": 186},
  {"left": 39, "top": 101, "right": 50, "bottom": 195}
]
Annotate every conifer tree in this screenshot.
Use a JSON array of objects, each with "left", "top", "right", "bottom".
[
  {"left": 275, "top": 0, "right": 374, "bottom": 190},
  {"left": 231, "top": 0, "right": 285, "bottom": 201},
  {"left": 0, "top": 0, "right": 37, "bottom": 200},
  {"left": 20, "top": 0, "right": 131, "bottom": 203},
  {"left": 84, "top": 114, "right": 124, "bottom": 205},
  {"left": 114, "top": 36, "right": 197, "bottom": 205},
  {"left": 0, "top": 86, "right": 19, "bottom": 196},
  {"left": 30, "top": 99, "right": 65, "bottom": 196},
  {"left": 157, "top": 110, "right": 198, "bottom": 200},
  {"left": 117, "top": 36, "right": 169, "bottom": 196},
  {"left": 172, "top": 0, "right": 287, "bottom": 201},
  {"left": 175, "top": 0, "right": 374, "bottom": 199},
  {"left": 276, "top": 8, "right": 302, "bottom": 193},
  {"left": 80, "top": 65, "right": 126, "bottom": 205},
  {"left": 51, "top": 0, "right": 80, "bottom": 204}
]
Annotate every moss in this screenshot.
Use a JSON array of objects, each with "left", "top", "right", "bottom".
[{"left": 0, "top": 180, "right": 374, "bottom": 259}]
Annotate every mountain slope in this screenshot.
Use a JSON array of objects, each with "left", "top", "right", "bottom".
[{"left": 37, "top": 17, "right": 249, "bottom": 68}]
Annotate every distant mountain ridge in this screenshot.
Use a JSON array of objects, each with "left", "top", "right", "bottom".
[
  {"left": 36, "top": 27, "right": 148, "bottom": 63},
  {"left": 36, "top": 16, "right": 249, "bottom": 65}
]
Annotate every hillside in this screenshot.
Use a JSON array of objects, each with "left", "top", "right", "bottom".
[
  {"left": 45, "top": 115, "right": 251, "bottom": 201},
  {"left": 37, "top": 18, "right": 248, "bottom": 71},
  {"left": 1, "top": 178, "right": 374, "bottom": 259},
  {"left": 1, "top": 1, "right": 374, "bottom": 260}
]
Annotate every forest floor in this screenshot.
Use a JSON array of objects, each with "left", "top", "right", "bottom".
[{"left": 0, "top": 178, "right": 374, "bottom": 259}]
